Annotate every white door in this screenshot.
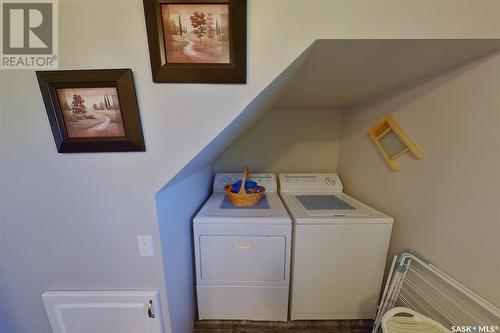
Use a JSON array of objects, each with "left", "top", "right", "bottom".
[{"left": 42, "top": 291, "right": 163, "bottom": 333}]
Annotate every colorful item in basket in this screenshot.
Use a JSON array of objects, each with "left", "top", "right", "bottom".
[
  {"left": 224, "top": 167, "right": 266, "bottom": 206},
  {"left": 231, "top": 180, "right": 261, "bottom": 193}
]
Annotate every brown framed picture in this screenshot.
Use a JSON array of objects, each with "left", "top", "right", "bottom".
[
  {"left": 143, "top": 0, "right": 246, "bottom": 83},
  {"left": 36, "top": 69, "right": 146, "bottom": 153}
]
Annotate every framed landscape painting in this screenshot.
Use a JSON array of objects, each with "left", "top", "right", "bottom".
[
  {"left": 36, "top": 69, "right": 146, "bottom": 153},
  {"left": 143, "top": 0, "right": 246, "bottom": 83}
]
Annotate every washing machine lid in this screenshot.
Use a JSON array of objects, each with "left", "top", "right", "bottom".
[
  {"left": 194, "top": 192, "right": 291, "bottom": 224},
  {"left": 292, "top": 193, "right": 371, "bottom": 217},
  {"left": 280, "top": 192, "right": 393, "bottom": 224}
]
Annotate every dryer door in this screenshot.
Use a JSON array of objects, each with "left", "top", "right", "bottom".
[{"left": 199, "top": 235, "right": 286, "bottom": 282}]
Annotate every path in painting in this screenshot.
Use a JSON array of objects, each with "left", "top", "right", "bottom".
[
  {"left": 166, "top": 31, "right": 230, "bottom": 63},
  {"left": 88, "top": 115, "right": 111, "bottom": 132},
  {"left": 66, "top": 112, "right": 122, "bottom": 138},
  {"left": 182, "top": 37, "right": 212, "bottom": 62}
]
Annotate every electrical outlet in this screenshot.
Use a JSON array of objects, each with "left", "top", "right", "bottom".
[{"left": 137, "top": 235, "right": 154, "bottom": 257}]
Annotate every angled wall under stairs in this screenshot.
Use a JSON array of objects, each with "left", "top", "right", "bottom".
[{"left": 155, "top": 39, "right": 500, "bottom": 332}]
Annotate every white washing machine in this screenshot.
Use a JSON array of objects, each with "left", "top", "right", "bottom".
[
  {"left": 279, "top": 173, "right": 393, "bottom": 320},
  {"left": 193, "top": 173, "right": 291, "bottom": 321}
]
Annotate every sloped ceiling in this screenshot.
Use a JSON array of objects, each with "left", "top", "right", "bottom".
[
  {"left": 162, "top": 45, "right": 313, "bottom": 188},
  {"left": 277, "top": 39, "right": 500, "bottom": 109},
  {"left": 162, "top": 39, "right": 500, "bottom": 189}
]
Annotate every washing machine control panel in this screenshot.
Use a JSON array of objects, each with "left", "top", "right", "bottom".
[
  {"left": 214, "top": 173, "right": 277, "bottom": 192},
  {"left": 279, "top": 173, "right": 343, "bottom": 193},
  {"left": 324, "top": 176, "right": 336, "bottom": 186}
]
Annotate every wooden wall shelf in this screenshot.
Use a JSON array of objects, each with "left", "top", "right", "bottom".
[{"left": 368, "top": 116, "right": 423, "bottom": 171}]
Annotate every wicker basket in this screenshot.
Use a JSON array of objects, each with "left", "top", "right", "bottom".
[{"left": 224, "top": 167, "right": 265, "bottom": 207}]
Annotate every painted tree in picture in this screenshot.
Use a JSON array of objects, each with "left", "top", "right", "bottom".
[
  {"left": 178, "top": 15, "right": 183, "bottom": 36},
  {"left": 161, "top": 4, "right": 230, "bottom": 64},
  {"left": 57, "top": 88, "right": 126, "bottom": 138},
  {"left": 190, "top": 12, "right": 207, "bottom": 43},
  {"left": 206, "top": 13, "right": 216, "bottom": 44},
  {"left": 71, "top": 95, "right": 86, "bottom": 114}
]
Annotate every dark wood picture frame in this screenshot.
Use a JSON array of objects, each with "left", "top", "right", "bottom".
[
  {"left": 36, "top": 69, "right": 146, "bottom": 153},
  {"left": 143, "top": 0, "right": 246, "bottom": 83}
]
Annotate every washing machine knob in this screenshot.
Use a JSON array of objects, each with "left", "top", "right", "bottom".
[{"left": 325, "top": 177, "right": 336, "bottom": 185}]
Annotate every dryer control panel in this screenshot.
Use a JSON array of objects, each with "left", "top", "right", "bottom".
[
  {"left": 279, "top": 173, "right": 344, "bottom": 193},
  {"left": 214, "top": 173, "right": 277, "bottom": 192}
]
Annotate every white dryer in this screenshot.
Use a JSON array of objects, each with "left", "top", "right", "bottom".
[
  {"left": 279, "top": 173, "right": 393, "bottom": 320},
  {"left": 193, "top": 173, "right": 291, "bottom": 321}
]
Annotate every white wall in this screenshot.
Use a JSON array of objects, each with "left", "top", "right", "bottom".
[
  {"left": 338, "top": 53, "right": 500, "bottom": 307},
  {"left": 156, "top": 165, "right": 213, "bottom": 333},
  {"left": 0, "top": 66, "right": 5, "bottom": 333},
  {"left": 168, "top": 46, "right": 311, "bottom": 185},
  {"left": 1, "top": 1, "right": 499, "bottom": 332},
  {"left": 215, "top": 109, "right": 343, "bottom": 173},
  {"left": 1, "top": 1, "right": 171, "bottom": 329}
]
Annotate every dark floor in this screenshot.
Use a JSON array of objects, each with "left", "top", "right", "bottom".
[{"left": 193, "top": 320, "right": 373, "bottom": 333}]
